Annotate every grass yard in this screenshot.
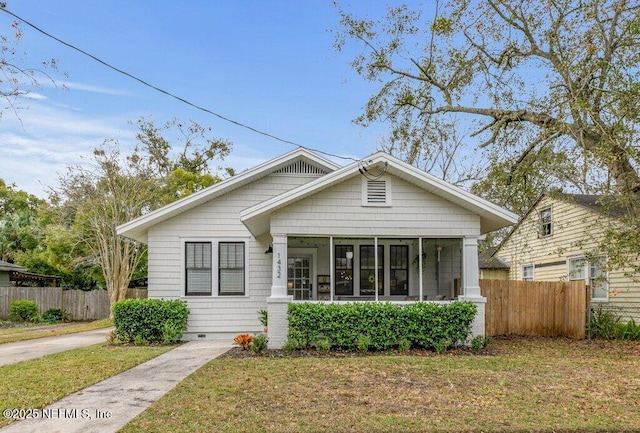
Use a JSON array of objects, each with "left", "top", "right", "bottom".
[
  {"left": 0, "top": 319, "right": 113, "bottom": 344},
  {"left": 0, "top": 343, "right": 172, "bottom": 428},
  {"left": 121, "top": 337, "right": 640, "bottom": 433}
]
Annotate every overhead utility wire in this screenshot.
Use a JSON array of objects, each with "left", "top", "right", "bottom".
[{"left": 0, "top": 6, "right": 358, "bottom": 162}]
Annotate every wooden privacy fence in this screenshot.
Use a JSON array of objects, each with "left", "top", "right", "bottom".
[
  {"left": 0, "top": 287, "right": 148, "bottom": 321},
  {"left": 481, "top": 279, "right": 589, "bottom": 339}
]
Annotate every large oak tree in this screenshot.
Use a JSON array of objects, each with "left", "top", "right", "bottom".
[{"left": 336, "top": 0, "right": 640, "bottom": 272}]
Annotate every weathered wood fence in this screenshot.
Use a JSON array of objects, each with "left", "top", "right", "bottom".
[
  {"left": 481, "top": 279, "right": 589, "bottom": 339},
  {"left": 0, "top": 287, "right": 148, "bottom": 321}
]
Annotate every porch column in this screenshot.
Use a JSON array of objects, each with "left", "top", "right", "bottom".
[
  {"left": 268, "top": 233, "right": 291, "bottom": 349},
  {"left": 418, "top": 237, "right": 423, "bottom": 301},
  {"left": 459, "top": 236, "right": 487, "bottom": 338},
  {"left": 270, "top": 234, "right": 288, "bottom": 298}
]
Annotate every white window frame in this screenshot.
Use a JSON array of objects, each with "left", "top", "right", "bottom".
[
  {"left": 567, "top": 255, "right": 608, "bottom": 302},
  {"left": 589, "top": 255, "right": 608, "bottom": 302},
  {"left": 181, "top": 237, "right": 250, "bottom": 298},
  {"left": 568, "top": 256, "right": 586, "bottom": 281},
  {"left": 361, "top": 177, "right": 392, "bottom": 207},
  {"left": 539, "top": 207, "right": 552, "bottom": 238},
  {"left": 522, "top": 264, "right": 534, "bottom": 281}
]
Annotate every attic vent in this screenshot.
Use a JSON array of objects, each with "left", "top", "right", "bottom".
[
  {"left": 274, "top": 161, "right": 328, "bottom": 175},
  {"left": 362, "top": 179, "right": 391, "bottom": 206}
]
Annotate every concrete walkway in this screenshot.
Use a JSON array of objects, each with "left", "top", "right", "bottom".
[
  {"left": 1, "top": 340, "right": 232, "bottom": 433},
  {"left": 0, "top": 328, "right": 114, "bottom": 367}
]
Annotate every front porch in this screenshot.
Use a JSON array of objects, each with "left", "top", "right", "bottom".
[
  {"left": 266, "top": 235, "right": 486, "bottom": 348},
  {"left": 281, "top": 236, "right": 464, "bottom": 302}
]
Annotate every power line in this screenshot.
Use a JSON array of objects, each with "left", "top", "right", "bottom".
[{"left": 0, "top": 6, "right": 358, "bottom": 162}]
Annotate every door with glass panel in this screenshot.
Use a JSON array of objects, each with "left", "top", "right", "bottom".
[{"left": 287, "top": 255, "right": 312, "bottom": 300}]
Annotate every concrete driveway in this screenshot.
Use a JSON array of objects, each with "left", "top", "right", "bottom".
[{"left": 0, "top": 328, "right": 114, "bottom": 367}]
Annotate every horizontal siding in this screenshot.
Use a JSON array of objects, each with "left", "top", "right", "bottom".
[
  {"left": 271, "top": 174, "right": 481, "bottom": 237},
  {"left": 146, "top": 173, "right": 316, "bottom": 334},
  {"left": 497, "top": 196, "right": 640, "bottom": 306}
]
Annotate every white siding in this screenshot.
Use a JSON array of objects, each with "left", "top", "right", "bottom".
[
  {"left": 270, "top": 174, "right": 481, "bottom": 237},
  {"left": 147, "top": 173, "right": 317, "bottom": 339}
]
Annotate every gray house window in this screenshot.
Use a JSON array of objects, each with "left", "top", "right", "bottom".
[
  {"left": 219, "top": 242, "right": 245, "bottom": 295},
  {"left": 390, "top": 245, "right": 408, "bottom": 296},
  {"left": 185, "top": 242, "right": 212, "bottom": 296},
  {"left": 335, "top": 245, "right": 354, "bottom": 296},
  {"left": 360, "top": 245, "right": 384, "bottom": 296}
]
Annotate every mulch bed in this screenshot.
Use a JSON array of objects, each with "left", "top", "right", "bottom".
[{"left": 217, "top": 344, "right": 503, "bottom": 359}]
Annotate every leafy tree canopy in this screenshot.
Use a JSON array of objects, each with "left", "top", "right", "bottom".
[{"left": 335, "top": 0, "right": 640, "bottom": 272}]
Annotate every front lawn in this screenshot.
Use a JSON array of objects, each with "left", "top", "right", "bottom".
[
  {"left": 121, "top": 337, "right": 640, "bottom": 432},
  {"left": 0, "top": 319, "right": 113, "bottom": 344},
  {"left": 0, "top": 344, "right": 172, "bottom": 428}
]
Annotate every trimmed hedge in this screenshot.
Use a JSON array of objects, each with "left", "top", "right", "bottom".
[
  {"left": 113, "top": 299, "right": 189, "bottom": 344},
  {"left": 9, "top": 299, "right": 38, "bottom": 322},
  {"left": 287, "top": 301, "right": 477, "bottom": 352}
]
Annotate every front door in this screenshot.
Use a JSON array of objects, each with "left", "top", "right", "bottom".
[{"left": 287, "top": 255, "right": 312, "bottom": 300}]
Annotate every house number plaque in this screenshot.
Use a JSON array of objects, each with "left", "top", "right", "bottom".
[{"left": 276, "top": 252, "right": 282, "bottom": 279}]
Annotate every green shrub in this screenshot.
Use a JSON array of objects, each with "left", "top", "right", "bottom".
[
  {"left": 588, "top": 307, "right": 621, "bottom": 339},
  {"left": 282, "top": 337, "right": 300, "bottom": 354},
  {"left": 250, "top": 333, "right": 268, "bottom": 354},
  {"left": 39, "top": 308, "right": 69, "bottom": 324},
  {"left": 356, "top": 334, "right": 371, "bottom": 353},
  {"left": 614, "top": 319, "right": 640, "bottom": 340},
  {"left": 315, "top": 336, "right": 331, "bottom": 355},
  {"left": 161, "top": 322, "right": 183, "bottom": 345},
  {"left": 397, "top": 337, "right": 411, "bottom": 353},
  {"left": 9, "top": 300, "right": 38, "bottom": 322},
  {"left": 258, "top": 310, "right": 268, "bottom": 327},
  {"left": 113, "top": 299, "right": 189, "bottom": 344},
  {"left": 287, "top": 301, "right": 476, "bottom": 353},
  {"left": 471, "top": 335, "right": 492, "bottom": 350}
]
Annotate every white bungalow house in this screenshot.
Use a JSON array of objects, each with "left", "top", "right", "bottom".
[{"left": 117, "top": 148, "right": 518, "bottom": 348}]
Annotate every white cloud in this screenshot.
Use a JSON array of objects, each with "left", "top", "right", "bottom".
[
  {"left": 56, "top": 81, "right": 130, "bottom": 96},
  {"left": 0, "top": 101, "right": 136, "bottom": 198},
  {"left": 20, "top": 91, "right": 49, "bottom": 101}
]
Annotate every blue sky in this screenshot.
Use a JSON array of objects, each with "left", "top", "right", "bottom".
[{"left": 0, "top": 1, "right": 405, "bottom": 198}]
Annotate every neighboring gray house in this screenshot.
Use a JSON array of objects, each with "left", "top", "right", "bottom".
[
  {"left": 0, "top": 260, "right": 26, "bottom": 286},
  {"left": 117, "top": 148, "right": 518, "bottom": 348}
]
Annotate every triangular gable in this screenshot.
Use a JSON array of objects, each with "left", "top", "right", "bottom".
[
  {"left": 240, "top": 151, "right": 518, "bottom": 237},
  {"left": 492, "top": 192, "right": 621, "bottom": 261},
  {"left": 117, "top": 148, "right": 341, "bottom": 243}
]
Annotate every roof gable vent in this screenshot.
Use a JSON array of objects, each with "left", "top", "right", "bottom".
[
  {"left": 362, "top": 178, "right": 391, "bottom": 206},
  {"left": 274, "top": 160, "right": 328, "bottom": 175}
]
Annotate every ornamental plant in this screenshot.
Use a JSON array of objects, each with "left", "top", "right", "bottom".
[
  {"left": 9, "top": 299, "right": 38, "bottom": 322},
  {"left": 113, "top": 298, "right": 189, "bottom": 344},
  {"left": 287, "top": 301, "right": 476, "bottom": 353},
  {"left": 233, "top": 333, "right": 254, "bottom": 350}
]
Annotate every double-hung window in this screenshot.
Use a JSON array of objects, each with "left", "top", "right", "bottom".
[
  {"left": 589, "top": 256, "right": 608, "bottom": 301},
  {"left": 539, "top": 207, "right": 552, "bottom": 237},
  {"left": 184, "top": 240, "right": 246, "bottom": 296},
  {"left": 568, "top": 256, "right": 608, "bottom": 301},
  {"left": 522, "top": 264, "right": 534, "bottom": 281},
  {"left": 568, "top": 257, "right": 586, "bottom": 281},
  {"left": 185, "top": 242, "right": 212, "bottom": 296}
]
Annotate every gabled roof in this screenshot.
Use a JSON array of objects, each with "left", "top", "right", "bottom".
[
  {"left": 479, "top": 247, "right": 510, "bottom": 270},
  {"left": 240, "top": 151, "right": 518, "bottom": 236},
  {"left": 0, "top": 260, "right": 26, "bottom": 273},
  {"left": 491, "top": 192, "right": 624, "bottom": 262},
  {"left": 117, "top": 148, "right": 341, "bottom": 243}
]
